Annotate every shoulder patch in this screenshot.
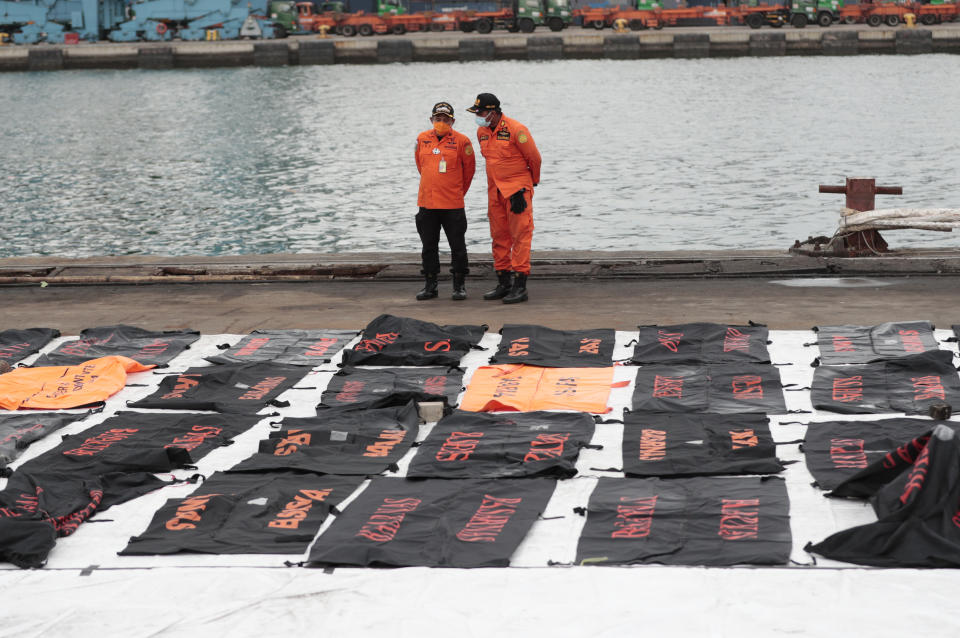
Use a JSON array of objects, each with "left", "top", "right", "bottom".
[
  {"left": 465, "top": 146, "right": 473, "bottom": 156},
  {"left": 518, "top": 133, "right": 528, "bottom": 144}
]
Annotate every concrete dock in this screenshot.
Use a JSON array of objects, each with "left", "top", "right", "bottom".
[
  {"left": 1, "top": 24, "right": 959, "bottom": 72},
  {"left": 3, "top": 249, "right": 960, "bottom": 332},
  {"left": 4, "top": 249, "right": 960, "bottom": 636}
]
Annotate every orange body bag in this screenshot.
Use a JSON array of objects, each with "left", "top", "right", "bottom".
[
  {"left": 0, "top": 356, "right": 154, "bottom": 410},
  {"left": 461, "top": 364, "right": 624, "bottom": 413}
]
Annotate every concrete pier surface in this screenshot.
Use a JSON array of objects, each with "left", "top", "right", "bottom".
[
  {"left": 1, "top": 23, "right": 959, "bottom": 72},
  {"left": 3, "top": 249, "right": 960, "bottom": 333},
  {"left": 4, "top": 250, "right": 960, "bottom": 636}
]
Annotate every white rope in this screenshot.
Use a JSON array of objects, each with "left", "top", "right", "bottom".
[{"left": 839, "top": 207, "right": 960, "bottom": 233}]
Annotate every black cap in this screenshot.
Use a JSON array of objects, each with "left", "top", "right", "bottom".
[
  {"left": 432, "top": 102, "right": 454, "bottom": 117},
  {"left": 466, "top": 93, "right": 500, "bottom": 113}
]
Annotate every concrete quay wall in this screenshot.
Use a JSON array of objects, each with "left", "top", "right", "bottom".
[
  {"left": 0, "top": 28, "right": 958, "bottom": 71},
  {"left": 3, "top": 249, "right": 960, "bottom": 285}
]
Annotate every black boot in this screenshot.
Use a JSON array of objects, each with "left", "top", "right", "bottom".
[
  {"left": 416, "top": 275, "right": 438, "bottom": 301},
  {"left": 452, "top": 273, "right": 467, "bottom": 301},
  {"left": 502, "top": 273, "right": 528, "bottom": 304},
  {"left": 483, "top": 270, "right": 513, "bottom": 300}
]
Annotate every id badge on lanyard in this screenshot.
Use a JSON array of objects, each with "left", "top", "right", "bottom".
[{"left": 433, "top": 147, "right": 446, "bottom": 174}]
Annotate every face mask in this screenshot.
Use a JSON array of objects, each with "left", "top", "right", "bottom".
[
  {"left": 433, "top": 121, "right": 452, "bottom": 135},
  {"left": 475, "top": 114, "right": 491, "bottom": 128}
]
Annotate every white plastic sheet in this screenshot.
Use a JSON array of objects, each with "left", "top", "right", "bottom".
[{"left": 1, "top": 328, "right": 959, "bottom": 636}]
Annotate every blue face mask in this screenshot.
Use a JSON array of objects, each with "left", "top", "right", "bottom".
[{"left": 475, "top": 114, "right": 491, "bottom": 128}]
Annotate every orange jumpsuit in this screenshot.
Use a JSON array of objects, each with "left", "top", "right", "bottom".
[
  {"left": 414, "top": 128, "right": 476, "bottom": 275},
  {"left": 476, "top": 115, "right": 541, "bottom": 275}
]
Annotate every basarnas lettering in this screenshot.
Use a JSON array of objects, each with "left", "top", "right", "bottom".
[
  {"left": 423, "top": 340, "right": 451, "bottom": 352},
  {"left": 832, "top": 335, "right": 856, "bottom": 352},
  {"left": 552, "top": 377, "right": 577, "bottom": 397},
  {"left": 731, "top": 375, "right": 763, "bottom": 400},
  {"left": 455, "top": 495, "right": 522, "bottom": 543},
  {"left": 355, "top": 497, "right": 422, "bottom": 542},
  {"left": 355, "top": 332, "right": 400, "bottom": 353},
  {"left": 899, "top": 329, "right": 926, "bottom": 353},
  {"left": 164, "top": 425, "right": 224, "bottom": 452},
  {"left": 653, "top": 375, "right": 684, "bottom": 399},
  {"left": 637, "top": 429, "right": 667, "bottom": 461},
  {"left": 508, "top": 337, "right": 530, "bottom": 357},
  {"left": 912, "top": 375, "right": 945, "bottom": 401},
  {"left": 273, "top": 430, "right": 311, "bottom": 456},
  {"left": 832, "top": 376, "right": 864, "bottom": 402},
  {"left": 135, "top": 339, "right": 171, "bottom": 358},
  {"left": 830, "top": 437, "right": 868, "bottom": 469},
  {"left": 730, "top": 429, "right": 759, "bottom": 448},
  {"left": 717, "top": 498, "right": 759, "bottom": 541},
  {"left": 436, "top": 431, "right": 485, "bottom": 462},
  {"left": 579, "top": 338, "right": 601, "bottom": 355},
  {"left": 657, "top": 330, "right": 683, "bottom": 353},
  {"left": 422, "top": 375, "right": 448, "bottom": 396},
  {"left": 493, "top": 376, "right": 522, "bottom": 398},
  {"left": 267, "top": 488, "right": 333, "bottom": 529},
  {"left": 0, "top": 342, "right": 31, "bottom": 359},
  {"left": 611, "top": 495, "right": 658, "bottom": 538},
  {"left": 335, "top": 380, "right": 365, "bottom": 403},
  {"left": 304, "top": 338, "right": 340, "bottom": 357},
  {"left": 161, "top": 374, "right": 201, "bottom": 400},
  {"left": 236, "top": 337, "right": 271, "bottom": 357},
  {"left": 722, "top": 328, "right": 751, "bottom": 353},
  {"left": 898, "top": 444, "right": 931, "bottom": 505},
  {"left": 523, "top": 432, "right": 570, "bottom": 463},
  {"left": 62, "top": 428, "right": 139, "bottom": 456},
  {"left": 238, "top": 376, "right": 288, "bottom": 401},
  {"left": 165, "top": 494, "right": 219, "bottom": 531},
  {"left": 363, "top": 430, "right": 407, "bottom": 458}
]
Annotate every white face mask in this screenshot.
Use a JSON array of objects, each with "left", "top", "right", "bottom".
[{"left": 475, "top": 114, "right": 491, "bottom": 128}]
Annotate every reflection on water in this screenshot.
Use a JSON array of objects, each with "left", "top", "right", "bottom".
[{"left": 1, "top": 57, "right": 959, "bottom": 258}]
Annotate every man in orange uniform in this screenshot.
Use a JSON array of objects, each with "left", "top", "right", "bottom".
[
  {"left": 467, "top": 93, "right": 541, "bottom": 304},
  {"left": 414, "top": 101, "right": 476, "bottom": 301}
]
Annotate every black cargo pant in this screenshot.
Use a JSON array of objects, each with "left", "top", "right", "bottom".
[{"left": 415, "top": 207, "right": 469, "bottom": 276}]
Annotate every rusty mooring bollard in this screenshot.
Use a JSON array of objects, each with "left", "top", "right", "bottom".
[{"left": 819, "top": 177, "right": 903, "bottom": 256}]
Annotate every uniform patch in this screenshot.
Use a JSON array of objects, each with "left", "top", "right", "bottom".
[
  {"left": 518, "top": 133, "right": 528, "bottom": 144},
  {"left": 479, "top": 135, "right": 490, "bottom": 141},
  {"left": 496, "top": 130, "right": 511, "bottom": 141},
  {"left": 465, "top": 146, "right": 473, "bottom": 156}
]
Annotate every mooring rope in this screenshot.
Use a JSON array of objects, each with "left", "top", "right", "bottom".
[{"left": 839, "top": 207, "right": 960, "bottom": 233}]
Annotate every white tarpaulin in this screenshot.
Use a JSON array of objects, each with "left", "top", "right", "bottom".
[{"left": 1, "top": 328, "right": 959, "bottom": 637}]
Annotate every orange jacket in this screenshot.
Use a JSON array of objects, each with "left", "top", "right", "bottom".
[
  {"left": 415, "top": 128, "right": 476, "bottom": 209},
  {"left": 476, "top": 115, "right": 541, "bottom": 199},
  {"left": 0, "top": 356, "right": 154, "bottom": 410}
]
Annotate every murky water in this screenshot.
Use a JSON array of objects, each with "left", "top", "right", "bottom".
[{"left": 1, "top": 56, "right": 959, "bottom": 257}]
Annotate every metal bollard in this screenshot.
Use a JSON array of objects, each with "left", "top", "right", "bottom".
[{"left": 818, "top": 177, "right": 903, "bottom": 256}]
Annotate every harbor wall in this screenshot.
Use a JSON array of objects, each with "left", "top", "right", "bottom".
[
  {"left": 1, "top": 29, "right": 958, "bottom": 71},
  {"left": 4, "top": 250, "right": 960, "bottom": 285}
]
